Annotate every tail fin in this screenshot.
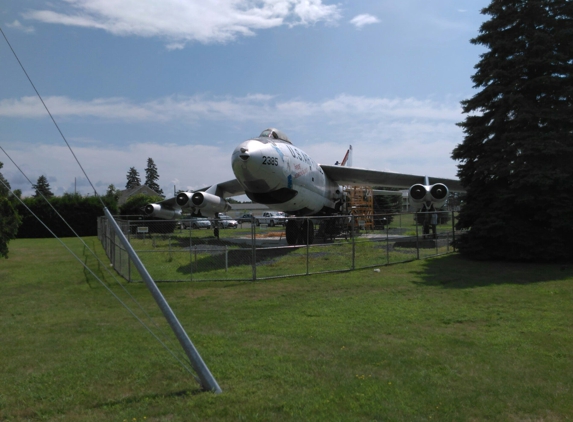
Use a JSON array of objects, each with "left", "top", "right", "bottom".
[{"left": 341, "top": 145, "right": 353, "bottom": 167}]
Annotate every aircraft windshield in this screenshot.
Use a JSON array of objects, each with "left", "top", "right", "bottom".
[{"left": 259, "top": 128, "right": 292, "bottom": 144}]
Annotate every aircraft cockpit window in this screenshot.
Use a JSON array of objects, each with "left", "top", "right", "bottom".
[{"left": 259, "top": 128, "right": 292, "bottom": 144}]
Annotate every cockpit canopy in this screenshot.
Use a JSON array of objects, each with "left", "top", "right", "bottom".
[{"left": 259, "top": 128, "right": 292, "bottom": 144}]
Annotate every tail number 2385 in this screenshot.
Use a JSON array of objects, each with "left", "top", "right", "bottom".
[{"left": 262, "top": 156, "right": 278, "bottom": 166}]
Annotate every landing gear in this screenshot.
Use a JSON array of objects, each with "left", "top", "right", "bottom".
[
  {"left": 301, "top": 220, "right": 314, "bottom": 245},
  {"left": 286, "top": 220, "right": 298, "bottom": 245},
  {"left": 286, "top": 219, "right": 314, "bottom": 245}
]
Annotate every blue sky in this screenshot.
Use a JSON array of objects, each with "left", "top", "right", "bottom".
[{"left": 0, "top": 0, "right": 488, "bottom": 197}]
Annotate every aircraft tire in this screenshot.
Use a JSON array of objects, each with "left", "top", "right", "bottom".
[
  {"left": 301, "top": 220, "right": 314, "bottom": 245},
  {"left": 286, "top": 220, "right": 299, "bottom": 245}
]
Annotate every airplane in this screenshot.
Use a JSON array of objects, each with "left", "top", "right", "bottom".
[{"left": 144, "top": 128, "right": 464, "bottom": 245}]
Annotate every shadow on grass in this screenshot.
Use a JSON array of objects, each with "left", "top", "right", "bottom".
[
  {"left": 176, "top": 244, "right": 299, "bottom": 275},
  {"left": 411, "top": 254, "right": 573, "bottom": 289},
  {"left": 93, "top": 388, "right": 203, "bottom": 409}
]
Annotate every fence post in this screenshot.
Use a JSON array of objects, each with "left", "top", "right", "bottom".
[
  {"left": 415, "top": 213, "right": 420, "bottom": 260},
  {"left": 251, "top": 216, "right": 257, "bottom": 281},
  {"left": 351, "top": 215, "right": 356, "bottom": 270},
  {"left": 306, "top": 218, "right": 310, "bottom": 275},
  {"left": 451, "top": 210, "right": 456, "bottom": 252},
  {"left": 386, "top": 220, "right": 389, "bottom": 265},
  {"left": 446, "top": 230, "right": 450, "bottom": 253}
]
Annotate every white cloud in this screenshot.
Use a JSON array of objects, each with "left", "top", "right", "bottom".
[
  {"left": 349, "top": 14, "right": 380, "bottom": 29},
  {"left": 0, "top": 94, "right": 461, "bottom": 123},
  {"left": 1, "top": 92, "right": 464, "bottom": 197},
  {"left": 6, "top": 19, "right": 35, "bottom": 33},
  {"left": 23, "top": 0, "right": 341, "bottom": 45}
]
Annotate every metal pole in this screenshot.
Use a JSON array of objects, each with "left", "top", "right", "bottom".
[
  {"left": 251, "top": 216, "right": 256, "bottom": 281},
  {"left": 306, "top": 218, "right": 310, "bottom": 275},
  {"left": 386, "top": 220, "right": 389, "bottom": 264},
  {"left": 451, "top": 210, "right": 456, "bottom": 252},
  {"left": 189, "top": 225, "right": 193, "bottom": 282},
  {"left": 351, "top": 215, "right": 356, "bottom": 270},
  {"left": 415, "top": 212, "right": 420, "bottom": 260},
  {"left": 104, "top": 208, "right": 222, "bottom": 393},
  {"left": 446, "top": 230, "right": 450, "bottom": 253}
]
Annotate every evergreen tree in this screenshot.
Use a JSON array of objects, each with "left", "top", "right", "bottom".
[
  {"left": 33, "top": 175, "right": 54, "bottom": 198},
  {"left": 452, "top": 0, "right": 573, "bottom": 261},
  {"left": 125, "top": 167, "right": 141, "bottom": 189},
  {"left": 0, "top": 162, "right": 22, "bottom": 258},
  {"left": 144, "top": 157, "right": 164, "bottom": 196},
  {"left": 105, "top": 184, "right": 119, "bottom": 200}
]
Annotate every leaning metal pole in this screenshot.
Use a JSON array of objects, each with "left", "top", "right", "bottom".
[{"left": 103, "top": 208, "right": 222, "bottom": 394}]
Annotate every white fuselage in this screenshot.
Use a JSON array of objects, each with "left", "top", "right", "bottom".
[{"left": 231, "top": 137, "right": 341, "bottom": 216}]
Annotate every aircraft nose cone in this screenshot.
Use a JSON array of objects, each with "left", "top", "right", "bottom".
[{"left": 232, "top": 139, "right": 276, "bottom": 192}]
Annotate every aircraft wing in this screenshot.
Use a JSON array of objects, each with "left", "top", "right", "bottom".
[
  {"left": 144, "top": 178, "right": 245, "bottom": 219},
  {"left": 197, "top": 179, "right": 245, "bottom": 198},
  {"left": 320, "top": 165, "right": 465, "bottom": 192},
  {"left": 150, "top": 195, "right": 179, "bottom": 210}
]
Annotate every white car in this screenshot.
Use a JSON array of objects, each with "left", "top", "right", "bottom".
[
  {"left": 255, "top": 211, "right": 288, "bottom": 227},
  {"left": 216, "top": 215, "right": 238, "bottom": 229},
  {"left": 181, "top": 217, "right": 212, "bottom": 229}
]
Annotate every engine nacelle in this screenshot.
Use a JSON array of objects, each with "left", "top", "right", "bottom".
[
  {"left": 183, "top": 191, "right": 231, "bottom": 214},
  {"left": 176, "top": 191, "right": 193, "bottom": 207},
  {"left": 143, "top": 203, "right": 180, "bottom": 219},
  {"left": 408, "top": 183, "right": 449, "bottom": 210}
]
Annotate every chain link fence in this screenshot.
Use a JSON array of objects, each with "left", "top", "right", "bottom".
[{"left": 98, "top": 211, "right": 460, "bottom": 282}]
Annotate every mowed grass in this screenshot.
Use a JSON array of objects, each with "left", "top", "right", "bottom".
[{"left": 1, "top": 237, "right": 572, "bottom": 421}]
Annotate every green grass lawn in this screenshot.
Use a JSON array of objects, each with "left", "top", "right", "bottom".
[{"left": 1, "top": 237, "right": 572, "bottom": 421}]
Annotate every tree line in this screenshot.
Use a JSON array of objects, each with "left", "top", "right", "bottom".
[{"left": 0, "top": 158, "right": 166, "bottom": 255}]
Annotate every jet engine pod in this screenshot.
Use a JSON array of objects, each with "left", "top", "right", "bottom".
[
  {"left": 192, "top": 192, "right": 205, "bottom": 206},
  {"left": 189, "top": 192, "right": 231, "bottom": 214},
  {"left": 430, "top": 183, "right": 448, "bottom": 201},
  {"left": 408, "top": 183, "right": 450, "bottom": 210},
  {"left": 409, "top": 184, "right": 427, "bottom": 202},
  {"left": 176, "top": 192, "right": 193, "bottom": 207},
  {"left": 144, "top": 203, "right": 179, "bottom": 219},
  {"left": 429, "top": 183, "right": 448, "bottom": 208}
]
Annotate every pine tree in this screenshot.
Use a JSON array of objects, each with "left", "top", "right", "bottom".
[
  {"left": 33, "top": 175, "right": 54, "bottom": 198},
  {"left": 452, "top": 0, "right": 573, "bottom": 261},
  {"left": 144, "top": 158, "right": 164, "bottom": 196},
  {"left": 0, "top": 162, "right": 22, "bottom": 258},
  {"left": 105, "top": 184, "right": 120, "bottom": 202},
  {"left": 125, "top": 167, "right": 141, "bottom": 189}
]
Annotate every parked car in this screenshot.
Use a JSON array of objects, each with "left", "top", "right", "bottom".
[
  {"left": 181, "top": 217, "right": 211, "bottom": 229},
  {"left": 255, "top": 211, "right": 288, "bottom": 227},
  {"left": 238, "top": 213, "right": 254, "bottom": 223},
  {"left": 216, "top": 215, "right": 238, "bottom": 229}
]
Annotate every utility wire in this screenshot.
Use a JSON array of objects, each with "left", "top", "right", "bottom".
[
  {"left": 0, "top": 25, "right": 101, "bottom": 202},
  {"left": 0, "top": 165, "right": 198, "bottom": 382},
  {"left": 0, "top": 146, "right": 193, "bottom": 375},
  {"left": 0, "top": 25, "right": 198, "bottom": 382}
]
